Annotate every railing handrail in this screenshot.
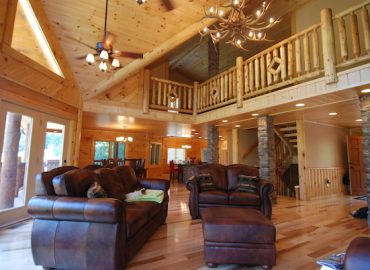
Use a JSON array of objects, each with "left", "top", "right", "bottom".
[
  {"left": 151, "top": 76, "right": 193, "bottom": 89},
  {"left": 333, "top": 0, "right": 370, "bottom": 19},
  {"left": 199, "top": 66, "right": 237, "bottom": 86},
  {"left": 243, "top": 23, "right": 322, "bottom": 65}
]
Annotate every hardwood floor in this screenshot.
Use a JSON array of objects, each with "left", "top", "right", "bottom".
[{"left": 0, "top": 181, "right": 368, "bottom": 270}]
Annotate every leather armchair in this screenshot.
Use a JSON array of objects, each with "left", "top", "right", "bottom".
[{"left": 186, "top": 164, "right": 274, "bottom": 219}]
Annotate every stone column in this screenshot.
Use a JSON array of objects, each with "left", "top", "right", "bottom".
[
  {"left": 360, "top": 94, "right": 370, "bottom": 226},
  {"left": 257, "top": 115, "right": 277, "bottom": 202},
  {"left": 207, "top": 126, "right": 219, "bottom": 164}
]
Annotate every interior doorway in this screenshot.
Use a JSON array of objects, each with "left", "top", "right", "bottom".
[{"left": 347, "top": 136, "right": 366, "bottom": 195}]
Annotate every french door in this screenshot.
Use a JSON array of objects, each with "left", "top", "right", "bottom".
[{"left": 0, "top": 101, "right": 70, "bottom": 227}]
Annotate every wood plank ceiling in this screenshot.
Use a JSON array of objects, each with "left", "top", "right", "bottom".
[{"left": 35, "top": 0, "right": 304, "bottom": 98}]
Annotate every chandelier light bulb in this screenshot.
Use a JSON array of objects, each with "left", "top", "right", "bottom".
[
  {"left": 233, "top": 0, "right": 239, "bottom": 5},
  {"left": 216, "top": 32, "right": 221, "bottom": 38},
  {"left": 209, "top": 7, "right": 214, "bottom": 14},
  {"left": 236, "top": 39, "right": 242, "bottom": 45},
  {"left": 99, "top": 61, "right": 107, "bottom": 72},
  {"left": 112, "top": 58, "right": 120, "bottom": 69},
  {"left": 269, "top": 17, "right": 274, "bottom": 23},
  {"left": 86, "top": 53, "right": 95, "bottom": 64},
  {"left": 203, "top": 27, "right": 208, "bottom": 33},
  {"left": 219, "top": 10, "right": 224, "bottom": 16},
  {"left": 262, "top": 1, "right": 266, "bottom": 7},
  {"left": 100, "top": 50, "right": 109, "bottom": 60},
  {"left": 256, "top": 10, "right": 261, "bottom": 17},
  {"left": 249, "top": 31, "right": 254, "bottom": 38},
  {"left": 257, "top": 32, "right": 263, "bottom": 39}
]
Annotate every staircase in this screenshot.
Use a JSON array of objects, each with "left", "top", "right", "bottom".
[{"left": 274, "top": 123, "right": 298, "bottom": 197}]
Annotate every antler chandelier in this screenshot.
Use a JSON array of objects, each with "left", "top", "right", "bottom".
[{"left": 200, "top": 0, "right": 281, "bottom": 50}]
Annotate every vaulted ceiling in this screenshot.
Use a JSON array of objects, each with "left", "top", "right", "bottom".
[{"left": 32, "top": 0, "right": 306, "bottom": 99}]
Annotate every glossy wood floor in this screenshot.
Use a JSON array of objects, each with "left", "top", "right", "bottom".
[{"left": 0, "top": 181, "right": 369, "bottom": 270}]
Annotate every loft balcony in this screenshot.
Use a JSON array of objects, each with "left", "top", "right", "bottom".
[{"left": 145, "top": 1, "right": 370, "bottom": 122}]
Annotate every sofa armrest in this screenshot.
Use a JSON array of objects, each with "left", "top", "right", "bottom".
[
  {"left": 138, "top": 178, "right": 170, "bottom": 192},
  {"left": 258, "top": 180, "right": 274, "bottom": 219},
  {"left": 28, "top": 196, "right": 124, "bottom": 224},
  {"left": 344, "top": 237, "right": 370, "bottom": 270},
  {"left": 186, "top": 176, "right": 201, "bottom": 219}
]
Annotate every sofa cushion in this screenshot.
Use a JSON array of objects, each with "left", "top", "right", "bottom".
[
  {"left": 198, "top": 174, "right": 216, "bottom": 192},
  {"left": 125, "top": 206, "right": 149, "bottom": 239},
  {"left": 95, "top": 168, "right": 126, "bottom": 201},
  {"left": 227, "top": 164, "right": 259, "bottom": 190},
  {"left": 229, "top": 191, "right": 260, "bottom": 206},
  {"left": 53, "top": 169, "right": 99, "bottom": 197},
  {"left": 236, "top": 175, "right": 259, "bottom": 194},
  {"left": 196, "top": 164, "right": 228, "bottom": 191},
  {"left": 114, "top": 166, "right": 139, "bottom": 193},
  {"left": 126, "top": 201, "right": 161, "bottom": 218},
  {"left": 199, "top": 190, "right": 228, "bottom": 204}
]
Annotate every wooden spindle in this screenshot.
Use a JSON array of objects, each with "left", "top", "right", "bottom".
[
  {"left": 193, "top": 82, "right": 198, "bottom": 115},
  {"left": 163, "top": 82, "right": 167, "bottom": 106},
  {"left": 280, "top": 45, "right": 287, "bottom": 81},
  {"left": 350, "top": 12, "right": 360, "bottom": 58},
  {"left": 338, "top": 16, "right": 348, "bottom": 62},
  {"left": 361, "top": 6, "right": 370, "bottom": 54},
  {"left": 273, "top": 49, "right": 279, "bottom": 83},
  {"left": 249, "top": 62, "right": 254, "bottom": 92},
  {"left": 151, "top": 79, "right": 156, "bottom": 106},
  {"left": 303, "top": 33, "right": 310, "bottom": 73},
  {"left": 225, "top": 74, "right": 229, "bottom": 100},
  {"left": 266, "top": 53, "right": 272, "bottom": 86},
  {"left": 157, "top": 81, "right": 162, "bottom": 106},
  {"left": 236, "top": 56, "right": 244, "bottom": 108},
  {"left": 254, "top": 58, "right": 260, "bottom": 90},
  {"left": 218, "top": 77, "right": 221, "bottom": 104},
  {"left": 260, "top": 55, "right": 266, "bottom": 88},
  {"left": 188, "top": 87, "right": 192, "bottom": 110},
  {"left": 312, "top": 28, "right": 320, "bottom": 70},
  {"left": 220, "top": 76, "right": 224, "bottom": 102},
  {"left": 295, "top": 38, "right": 302, "bottom": 76},
  {"left": 229, "top": 72, "right": 233, "bottom": 98},
  {"left": 143, "top": 69, "right": 150, "bottom": 114},
  {"left": 288, "top": 42, "right": 293, "bottom": 78},
  {"left": 233, "top": 70, "right": 237, "bottom": 98},
  {"left": 244, "top": 63, "right": 249, "bottom": 94}
]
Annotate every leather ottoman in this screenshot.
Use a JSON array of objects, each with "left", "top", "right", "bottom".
[{"left": 201, "top": 207, "right": 276, "bottom": 269}]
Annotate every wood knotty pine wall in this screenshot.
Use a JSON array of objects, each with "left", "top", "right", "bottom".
[
  {"left": 79, "top": 128, "right": 207, "bottom": 178},
  {"left": 0, "top": 0, "right": 82, "bottom": 165}
]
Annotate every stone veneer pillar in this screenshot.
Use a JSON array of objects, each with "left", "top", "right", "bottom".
[
  {"left": 257, "top": 115, "right": 277, "bottom": 202},
  {"left": 359, "top": 94, "right": 370, "bottom": 227},
  {"left": 207, "top": 126, "right": 219, "bottom": 164}
]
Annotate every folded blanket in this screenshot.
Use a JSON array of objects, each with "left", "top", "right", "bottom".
[
  {"left": 125, "top": 189, "right": 164, "bottom": 204},
  {"left": 316, "top": 252, "right": 345, "bottom": 270}
]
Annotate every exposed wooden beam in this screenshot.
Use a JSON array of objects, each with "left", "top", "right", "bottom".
[{"left": 83, "top": 17, "right": 219, "bottom": 101}]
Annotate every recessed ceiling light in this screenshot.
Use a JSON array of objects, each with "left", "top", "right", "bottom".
[
  {"left": 219, "top": 135, "right": 223, "bottom": 138},
  {"left": 361, "top": 89, "right": 370, "bottom": 93},
  {"left": 198, "top": 136, "right": 203, "bottom": 139},
  {"left": 356, "top": 119, "right": 363, "bottom": 122},
  {"left": 194, "top": 132, "right": 199, "bottom": 135},
  {"left": 251, "top": 113, "right": 259, "bottom": 117},
  {"left": 191, "top": 129, "right": 196, "bottom": 132},
  {"left": 329, "top": 112, "right": 338, "bottom": 116},
  {"left": 295, "top": 103, "right": 305, "bottom": 107},
  {"left": 235, "top": 124, "right": 241, "bottom": 128},
  {"left": 222, "top": 119, "right": 228, "bottom": 123}
]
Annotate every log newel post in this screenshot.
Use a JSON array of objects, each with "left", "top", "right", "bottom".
[
  {"left": 236, "top": 56, "right": 244, "bottom": 108},
  {"left": 193, "top": 81, "right": 199, "bottom": 117},
  {"left": 320, "top": 8, "right": 338, "bottom": 84},
  {"left": 143, "top": 69, "right": 150, "bottom": 114}
]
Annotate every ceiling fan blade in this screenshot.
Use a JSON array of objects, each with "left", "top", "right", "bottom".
[
  {"left": 161, "top": 0, "right": 174, "bottom": 11},
  {"left": 115, "top": 51, "right": 144, "bottom": 59},
  {"left": 64, "top": 35, "right": 96, "bottom": 50}
]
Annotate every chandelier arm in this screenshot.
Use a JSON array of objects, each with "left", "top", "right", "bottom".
[{"left": 103, "top": 0, "right": 109, "bottom": 41}]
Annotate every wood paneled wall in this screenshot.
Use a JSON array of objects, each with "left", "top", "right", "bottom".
[
  {"left": 79, "top": 128, "right": 208, "bottom": 178},
  {"left": 303, "top": 167, "right": 345, "bottom": 199}
]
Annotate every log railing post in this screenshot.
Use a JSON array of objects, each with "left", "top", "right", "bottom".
[
  {"left": 143, "top": 69, "right": 150, "bottom": 114},
  {"left": 236, "top": 56, "right": 244, "bottom": 108},
  {"left": 193, "top": 81, "right": 198, "bottom": 116},
  {"left": 320, "top": 8, "right": 338, "bottom": 84}
]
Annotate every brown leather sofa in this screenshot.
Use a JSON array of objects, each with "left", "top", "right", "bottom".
[
  {"left": 27, "top": 165, "right": 170, "bottom": 270},
  {"left": 344, "top": 237, "right": 370, "bottom": 270},
  {"left": 186, "top": 164, "right": 274, "bottom": 219}
]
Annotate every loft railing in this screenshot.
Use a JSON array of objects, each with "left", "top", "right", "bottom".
[{"left": 145, "top": 1, "right": 370, "bottom": 115}]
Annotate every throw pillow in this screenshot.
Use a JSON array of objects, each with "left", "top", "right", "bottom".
[
  {"left": 87, "top": 182, "right": 107, "bottom": 198},
  {"left": 198, "top": 173, "right": 216, "bottom": 192},
  {"left": 236, "top": 175, "right": 259, "bottom": 194}
]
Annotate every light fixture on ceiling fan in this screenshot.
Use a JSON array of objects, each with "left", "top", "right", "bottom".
[
  {"left": 81, "top": 0, "right": 144, "bottom": 72},
  {"left": 116, "top": 136, "right": 134, "bottom": 143},
  {"left": 135, "top": 0, "right": 175, "bottom": 11}
]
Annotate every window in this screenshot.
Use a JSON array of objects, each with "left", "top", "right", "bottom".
[
  {"left": 167, "top": 148, "right": 186, "bottom": 164},
  {"left": 150, "top": 143, "right": 161, "bottom": 165},
  {"left": 94, "top": 141, "right": 125, "bottom": 161}
]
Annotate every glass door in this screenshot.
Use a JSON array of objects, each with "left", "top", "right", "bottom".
[{"left": 43, "top": 121, "right": 67, "bottom": 171}]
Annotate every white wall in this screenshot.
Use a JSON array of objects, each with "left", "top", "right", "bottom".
[{"left": 238, "top": 129, "right": 259, "bottom": 167}]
